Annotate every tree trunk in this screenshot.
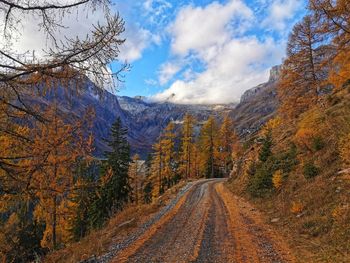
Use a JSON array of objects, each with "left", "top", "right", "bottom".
[
  {"left": 52, "top": 195, "right": 57, "bottom": 249},
  {"left": 135, "top": 162, "right": 138, "bottom": 205}
]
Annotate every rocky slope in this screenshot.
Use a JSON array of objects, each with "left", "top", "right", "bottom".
[
  {"left": 25, "top": 80, "right": 128, "bottom": 157},
  {"left": 34, "top": 65, "right": 280, "bottom": 157},
  {"left": 33, "top": 79, "right": 236, "bottom": 157},
  {"left": 231, "top": 65, "right": 281, "bottom": 136}
]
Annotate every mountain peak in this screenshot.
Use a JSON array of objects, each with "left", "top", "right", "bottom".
[
  {"left": 134, "top": 95, "right": 146, "bottom": 101},
  {"left": 268, "top": 65, "right": 282, "bottom": 82}
]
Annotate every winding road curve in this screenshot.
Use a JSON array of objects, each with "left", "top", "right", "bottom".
[{"left": 109, "top": 179, "right": 295, "bottom": 263}]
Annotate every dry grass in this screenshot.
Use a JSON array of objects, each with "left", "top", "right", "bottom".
[
  {"left": 218, "top": 183, "right": 297, "bottom": 263},
  {"left": 227, "top": 173, "right": 350, "bottom": 263},
  {"left": 44, "top": 182, "right": 187, "bottom": 263},
  {"left": 227, "top": 93, "right": 350, "bottom": 262}
]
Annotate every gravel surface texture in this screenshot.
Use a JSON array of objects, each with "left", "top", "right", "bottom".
[
  {"left": 80, "top": 181, "right": 196, "bottom": 263},
  {"left": 81, "top": 179, "right": 295, "bottom": 263}
]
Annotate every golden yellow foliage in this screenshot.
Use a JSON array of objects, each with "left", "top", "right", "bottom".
[
  {"left": 290, "top": 201, "right": 304, "bottom": 214},
  {"left": 294, "top": 128, "right": 315, "bottom": 151},
  {"left": 272, "top": 170, "right": 283, "bottom": 189},
  {"left": 179, "top": 114, "right": 196, "bottom": 179},
  {"left": 25, "top": 104, "right": 94, "bottom": 249},
  {"left": 217, "top": 115, "right": 237, "bottom": 176},
  {"left": 198, "top": 116, "right": 219, "bottom": 178},
  {"left": 293, "top": 108, "right": 326, "bottom": 152},
  {"left": 0, "top": 213, "right": 20, "bottom": 261},
  {"left": 332, "top": 204, "right": 349, "bottom": 223},
  {"left": 329, "top": 50, "right": 350, "bottom": 90},
  {"left": 339, "top": 132, "right": 350, "bottom": 166},
  {"left": 262, "top": 117, "right": 282, "bottom": 136},
  {"left": 129, "top": 154, "right": 142, "bottom": 205},
  {"left": 150, "top": 122, "right": 177, "bottom": 197},
  {"left": 278, "top": 15, "right": 324, "bottom": 119}
]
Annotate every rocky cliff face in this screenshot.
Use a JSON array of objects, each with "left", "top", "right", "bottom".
[
  {"left": 240, "top": 65, "right": 281, "bottom": 104},
  {"left": 231, "top": 65, "right": 281, "bottom": 136},
  {"left": 28, "top": 79, "right": 128, "bottom": 157},
  {"left": 112, "top": 64, "right": 280, "bottom": 153}
]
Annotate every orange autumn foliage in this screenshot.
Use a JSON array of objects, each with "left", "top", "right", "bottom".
[{"left": 29, "top": 104, "right": 93, "bottom": 249}]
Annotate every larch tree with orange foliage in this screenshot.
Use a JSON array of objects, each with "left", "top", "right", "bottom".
[
  {"left": 129, "top": 154, "right": 142, "bottom": 205},
  {"left": 160, "top": 122, "right": 177, "bottom": 189},
  {"left": 179, "top": 114, "right": 196, "bottom": 179},
  {"left": 217, "top": 115, "right": 237, "bottom": 176},
  {"left": 0, "top": 0, "right": 126, "bottom": 261},
  {"left": 151, "top": 139, "right": 164, "bottom": 195},
  {"left": 150, "top": 122, "right": 178, "bottom": 196},
  {"left": 30, "top": 104, "right": 93, "bottom": 249},
  {"left": 192, "top": 144, "right": 201, "bottom": 178},
  {"left": 198, "top": 116, "right": 219, "bottom": 178},
  {"left": 278, "top": 15, "right": 327, "bottom": 118},
  {"left": 310, "top": 0, "right": 350, "bottom": 89}
]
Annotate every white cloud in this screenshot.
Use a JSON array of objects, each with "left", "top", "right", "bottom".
[
  {"left": 0, "top": 5, "right": 107, "bottom": 56},
  {"left": 143, "top": 0, "right": 173, "bottom": 26},
  {"left": 119, "top": 26, "right": 154, "bottom": 62},
  {"left": 262, "top": 0, "right": 304, "bottom": 31},
  {"left": 145, "top": 78, "right": 158, "bottom": 86},
  {"left": 143, "top": 0, "right": 172, "bottom": 14},
  {"left": 152, "top": 37, "right": 283, "bottom": 104},
  {"left": 158, "top": 62, "right": 182, "bottom": 85},
  {"left": 169, "top": 0, "right": 253, "bottom": 56},
  {"left": 151, "top": 0, "right": 286, "bottom": 104},
  {"left": 182, "top": 68, "right": 196, "bottom": 81}
]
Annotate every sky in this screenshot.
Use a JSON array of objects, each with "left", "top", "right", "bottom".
[
  {"left": 114, "top": 0, "right": 307, "bottom": 104},
  {"left": 0, "top": 0, "right": 307, "bottom": 104}
]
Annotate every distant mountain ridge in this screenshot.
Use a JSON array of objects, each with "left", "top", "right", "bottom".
[
  {"left": 33, "top": 65, "right": 281, "bottom": 157},
  {"left": 118, "top": 96, "right": 236, "bottom": 157},
  {"left": 118, "top": 63, "right": 281, "bottom": 153}
]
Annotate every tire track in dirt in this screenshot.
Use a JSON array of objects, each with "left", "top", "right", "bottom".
[
  {"left": 112, "top": 180, "right": 213, "bottom": 263},
  {"left": 120, "top": 183, "right": 211, "bottom": 262},
  {"left": 193, "top": 182, "right": 236, "bottom": 263},
  {"left": 109, "top": 179, "right": 296, "bottom": 263},
  {"left": 217, "top": 183, "right": 296, "bottom": 263}
]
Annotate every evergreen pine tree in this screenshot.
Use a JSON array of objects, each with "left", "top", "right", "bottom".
[
  {"left": 89, "top": 118, "right": 131, "bottom": 228},
  {"left": 259, "top": 131, "right": 273, "bottom": 162},
  {"left": 70, "top": 161, "right": 98, "bottom": 241}
]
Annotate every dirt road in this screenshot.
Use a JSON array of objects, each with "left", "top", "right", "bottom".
[{"left": 104, "top": 179, "right": 295, "bottom": 263}]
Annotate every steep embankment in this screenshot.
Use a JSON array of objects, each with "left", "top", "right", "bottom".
[{"left": 227, "top": 88, "right": 350, "bottom": 262}]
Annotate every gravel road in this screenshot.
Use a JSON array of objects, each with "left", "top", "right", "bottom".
[{"left": 88, "top": 179, "right": 295, "bottom": 263}]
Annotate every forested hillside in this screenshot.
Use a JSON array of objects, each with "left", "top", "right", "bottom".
[{"left": 228, "top": 1, "right": 350, "bottom": 261}]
